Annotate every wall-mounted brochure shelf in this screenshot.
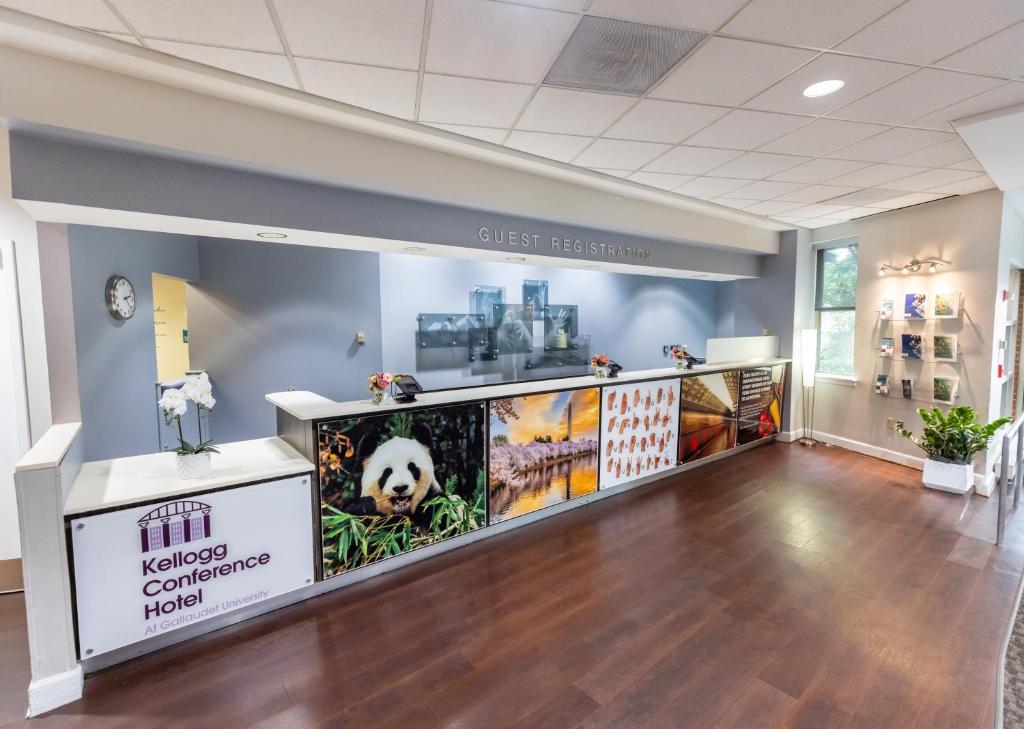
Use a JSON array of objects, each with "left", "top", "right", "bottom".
[{"left": 878, "top": 356, "right": 962, "bottom": 365}]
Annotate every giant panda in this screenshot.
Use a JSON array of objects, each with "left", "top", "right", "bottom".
[{"left": 343, "top": 422, "right": 444, "bottom": 531}]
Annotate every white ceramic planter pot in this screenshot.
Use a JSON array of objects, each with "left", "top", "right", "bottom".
[
  {"left": 922, "top": 459, "right": 973, "bottom": 494},
  {"left": 176, "top": 452, "right": 212, "bottom": 480}
]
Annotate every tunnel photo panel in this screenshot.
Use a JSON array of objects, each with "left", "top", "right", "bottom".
[
  {"left": 317, "top": 403, "right": 487, "bottom": 579},
  {"left": 488, "top": 388, "right": 600, "bottom": 525},
  {"left": 599, "top": 378, "right": 680, "bottom": 489},
  {"left": 678, "top": 371, "right": 740, "bottom": 464},
  {"left": 737, "top": 365, "right": 786, "bottom": 445}
]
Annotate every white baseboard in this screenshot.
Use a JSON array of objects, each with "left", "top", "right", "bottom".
[
  {"left": 27, "top": 665, "right": 83, "bottom": 718},
  {"left": 778, "top": 430, "right": 799, "bottom": 443},
  {"left": 809, "top": 429, "right": 992, "bottom": 496}
]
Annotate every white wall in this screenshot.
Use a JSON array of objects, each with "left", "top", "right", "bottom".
[
  {"left": 806, "top": 190, "right": 1005, "bottom": 481},
  {"left": 0, "top": 239, "right": 30, "bottom": 560}
]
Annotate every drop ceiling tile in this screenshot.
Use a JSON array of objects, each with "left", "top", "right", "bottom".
[
  {"left": 274, "top": 0, "right": 425, "bottom": 69},
  {"left": 928, "top": 175, "right": 996, "bottom": 195},
  {"left": 826, "top": 128, "right": 953, "bottom": 163},
  {"left": 116, "top": 0, "right": 283, "bottom": 51},
  {"left": 768, "top": 158, "right": 871, "bottom": 184},
  {"left": 685, "top": 109, "right": 810, "bottom": 150},
  {"left": 98, "top": 32, "right": 142, "bottom": 45},
  {"left": 758, "top": 119, "right": 889, "bottom": 157},
  {"left": 774, "top": 184, "right": 862, "bottom": 203},
  {"left": 506, "top": 0, "right": 589, "bottom": 10},
  {"left": 586, "top": 0, "right": 749, "bottom": 32},
  {"left": 888, "top": 139, "right": 974, "bottom": 168},
  {"left": 832, "top": 206, "right": 884, "bottom": 219},
  {"left": 295, "top": 58, "right": 416, "bottom": 117},
  {"left": 775, "top": 215, "right": 809, "bottom": 225},
  {"left": 574, "top": 139, "right": 671, "bottom": 169},
  {"left": 744, "top": 200, "right": 803, "bottom": 216},
  {"left": 604, "top": 100, "right": 729, "bottom": 144},
  {"left": 587, "top": 168, "right": 632, "bottom": 178},
  {"left": 909, "top": 82, "right": 1024, "bottom": 131},
  {"left": 829, "top": 69, "right": 1004, "bottom": 125},
  {"left": 867, "top": 192, "right": 948, "bottom": 209},
  {"left": 427, "top": 124, "right": 508, "bottom": 143},
  {"left": 784, "top": 203, "right": 852, "bottom": 218},
  {"left": 939, "top": 22, "right": 1024, "bottom": 79},
  {"left": 822, "top": 188, "right": 902, "bottom": 205},
  {"left": 426, "top": 0, "right": 576, "bottom": 83},
  {"left": 723, "top": 180, "right": 806, "bottom": 200},
  {"left": 505, "top": 131, "right": 594, "bottom": 162},
  {"left": 824, "top": 163, "right": 931, "bottom": 187},
  {"left": 674, "top": 176, "right": 752, "bottom": 199},
  {"left": 711, "top": 198, "right": 761, "bottom": 211},
  {"left": 885, "top": 168, "right": 982, "bottom": 192},
  {"left": 517, "top": 87, "right": 636, "bottom": 135},
  {"left": 745, "top": 54, "right": 915, "bottom": 116},
  {"left": 420, "top": 75, "right": 534, "bottom": 127},
  {"left": 148, "top": 41, "right": 297, "bottom": 87},
  {"left": 627, "top": 171, "right": 696, "bottom": 190},
  {"left": 0, "top": 0, "right": 127, "bottom": 31},
  {"left": 837, "top": 0, "right": 1024, "bottom": 65},
  {"left": 643, "top": 147, "right": 745, "bottom": 175},
  {"left": 651, "top": 37, "right": 816, "bottom": 107},
  {"left": 948, "top": 158, "right": 985, "bottom": 172},
  {"left": 707, "top": 152, "right": 810, "bottom": 179},
  {"left": 799, "top": 217, "right": 846, "bottom": 229},
  {"left": 721, "top": 0, "right": 903, "bottom": 48}
]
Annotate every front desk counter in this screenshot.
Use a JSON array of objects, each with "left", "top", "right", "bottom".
[{"left": 64, "top": 360, "right": 787, "bottom": 670}]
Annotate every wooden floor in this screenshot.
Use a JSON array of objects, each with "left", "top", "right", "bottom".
[{"left": 3, "top": 442, "right": 1024, "bottom": 729}]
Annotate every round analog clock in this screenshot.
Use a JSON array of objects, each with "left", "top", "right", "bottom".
[{"left": 105, "top": 275, "right": 136, "bottom": 321}]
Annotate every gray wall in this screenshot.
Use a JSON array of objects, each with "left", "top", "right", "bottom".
[
  {"left": 186, "top": 237, "right": 383, "bottom": 444},
  {"left": 37, "top": 222, "right": 81, "bottom": 424},
  {"left": 379, "top": 253, "right": 719, "bottom": 389},
  {"left": 731, "top": 231, "right": 799, "bottom": 358},
  {"left": 68, "top": 225, "right": 199, "bottom": 461}
]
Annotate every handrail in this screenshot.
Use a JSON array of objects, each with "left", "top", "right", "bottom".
[{"left": 997, "top": 413, "right": 1024, "bottom": 545}]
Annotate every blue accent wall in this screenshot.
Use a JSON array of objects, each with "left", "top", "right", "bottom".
[
  {"left": 68, "top": 226, "right": 199, "bottom": 461},
  {"left": 186, "top": 237, "right": 383, "bottom": 445}
]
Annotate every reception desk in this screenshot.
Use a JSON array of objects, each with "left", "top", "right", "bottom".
[{"left": 53, "top": 359, "right": 786, "bottom": 676}]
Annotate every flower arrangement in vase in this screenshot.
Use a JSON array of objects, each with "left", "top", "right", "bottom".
[
  {"left": 158, "top": 372, "right": 218, "bottom": 479},
  {"left": 590, "top": 353, "right": 610, "bottom": 378},
  {"left": 368, "top": 371, "right": 393, "bottom": 404},
  {"left": 670, "top": 345, "right": 689, "bottom": 369}
]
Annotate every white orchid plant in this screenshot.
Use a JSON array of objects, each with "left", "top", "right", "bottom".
[{"left": 159, "top": 372, "right": 219, "bottom": 456}]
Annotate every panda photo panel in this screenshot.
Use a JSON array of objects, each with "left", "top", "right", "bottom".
[{"left": 317, "top": 403, "right": 487, "bottom": 579}]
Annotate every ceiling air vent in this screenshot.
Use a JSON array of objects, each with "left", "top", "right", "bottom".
[{"left": 543, "top": 15, "right": 706, "bottom": 97}]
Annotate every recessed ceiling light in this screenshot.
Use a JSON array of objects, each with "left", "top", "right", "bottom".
[
  {"left": 506, "top": 256, "right": 526, "bottom": 263},
  {"left": 256, "top": 231, "right": 287, "bottom": 239},
  {"left": 405, "top": 246, "right": 425, "bottom": 252},
  {"left": 802, "top": 79, "right": 845, "bottom": 98},
  {"left": 583, "top": 264, "right": 601, "bottom": 270}
]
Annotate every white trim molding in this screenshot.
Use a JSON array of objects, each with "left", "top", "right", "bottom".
[{"left": 27, "top": 665, "right": 82, "bottom": 718}]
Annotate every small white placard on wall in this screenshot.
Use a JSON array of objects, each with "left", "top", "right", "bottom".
[{"left": 70, "top": 474, "right": 314, "bottom": 657}]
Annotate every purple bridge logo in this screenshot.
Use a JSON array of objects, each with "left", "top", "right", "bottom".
[{"left": 138, "top": 500, "right": 212, "bottom": 553}]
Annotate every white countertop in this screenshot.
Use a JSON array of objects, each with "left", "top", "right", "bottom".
[
  {"left": 15, "top": 422, "right": 82, "bottom": 472},
  {"left": 267, "top": 359, "right": 791, "bottom": 421},
  {"left": 64, "top": 437, "right": 315, "bottom": 516}
]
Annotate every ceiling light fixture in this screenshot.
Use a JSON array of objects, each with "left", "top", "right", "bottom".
[
  {"left": 404, "top": 246, "right": 425, "bottom": 252},
  {"left": 802, "top": 79, "right": 845, "bottom": 98},
  {"left": 879, "top": 257, "right": 950, "bottom": 276},
  {"left": 506, "top": 256, "right": 526, "bottom": 263},
  {"left": 256, "top": 231, "right": 287, "bottom": 239}
]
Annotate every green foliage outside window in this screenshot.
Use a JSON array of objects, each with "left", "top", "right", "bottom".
[{"left": 815, "top": 244, "right": 858, "bottom": 376}]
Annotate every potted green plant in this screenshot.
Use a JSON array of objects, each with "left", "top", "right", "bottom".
[{"left": 899, "top": 406, "right": 1009, "bottom": 494}]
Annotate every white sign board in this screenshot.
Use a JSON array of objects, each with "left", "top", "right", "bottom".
[
  {"left": 70, "top": 474, "right": 314, "bottom": 657},
  {"left": 599, "top": 378, "right": 680, "bottom": 489}
]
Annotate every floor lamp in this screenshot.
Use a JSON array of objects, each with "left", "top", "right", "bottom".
[{"left": 800, "top": 329, "right": 818, "bottom": 446}]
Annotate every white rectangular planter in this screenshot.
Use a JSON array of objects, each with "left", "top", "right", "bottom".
[{"left": 922, "top": 459, "right": 973, "bottom": 494}]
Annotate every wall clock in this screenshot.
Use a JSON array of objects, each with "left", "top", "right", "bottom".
[{"left": 105, "top": 275, "right": 136, "bottom": 321}]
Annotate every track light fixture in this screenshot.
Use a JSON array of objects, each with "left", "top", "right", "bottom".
[{"left": 878, "top": 257, "right": 950, "bottom": 276}]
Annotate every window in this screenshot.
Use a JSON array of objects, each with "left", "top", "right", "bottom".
[{"left": 814, "top": 242, "right": 858, "bottom": 377}]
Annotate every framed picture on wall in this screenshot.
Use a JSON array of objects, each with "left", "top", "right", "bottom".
[
  {"left": 933, "top": 334, "right": 958, "bottom": 362},
  {"left": 901, "top": 333, "right": 923, "bottom": 360},
  {"left": 933, "top": 291, "right": 960, "bottom": 318},
  {"left": 933, "top": 376, "right": 957, "bottom": 404},
  {"left": 904, "top": 292, "right": 927, "bottom": 319}
]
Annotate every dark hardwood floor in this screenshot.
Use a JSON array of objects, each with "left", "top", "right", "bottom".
[{"left": 3, "top": 441, "right": 1023, "bottom": 728}]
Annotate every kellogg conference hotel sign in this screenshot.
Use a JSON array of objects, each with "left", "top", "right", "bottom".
[{"left": 70, "top": 476, "right": 314, "bottom": 658}]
